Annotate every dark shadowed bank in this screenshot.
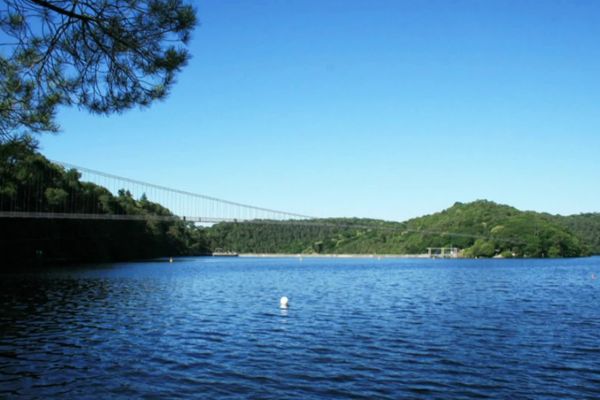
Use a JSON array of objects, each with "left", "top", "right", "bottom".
[
  {"left": 0, "top": 139, "right": 210, "bottom": 267},
  {"left": 1, "top": 139, "right": 599, "bottom": 267}
]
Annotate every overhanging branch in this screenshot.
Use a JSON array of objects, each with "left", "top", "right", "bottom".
[{"left": 28, "top": 0, "right": 96, "bottom": 22}]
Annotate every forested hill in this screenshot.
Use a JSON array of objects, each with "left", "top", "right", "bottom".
[
  {"left": 206, "top": 201, "right": 594, "bottom": 258},
  {"left": 552, "top": 213, "right": 600, "bottom": 254}
]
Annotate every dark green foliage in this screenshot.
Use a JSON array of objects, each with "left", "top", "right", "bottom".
[
  {"left": 552, "top": 213, "right": 600, "bottom": 254},
  {"left": 1, "top": 0, "right": 196, "bottom": 140},
  {"left": 206, "top": 201, "right": 591, "bottom": 258},
  {"left": 0, "top": 138, "right": 209, "bottom": 266},
  {"left": 402, "top": 201, "right": 588, "bottom": 258},
  {"left": 463, "top": 239, "right": 496, "bottom": 258}
]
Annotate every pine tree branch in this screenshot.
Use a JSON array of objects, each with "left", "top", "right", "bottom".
[{"left": 28, "top": 0, "right": 95, "bottom": 22}]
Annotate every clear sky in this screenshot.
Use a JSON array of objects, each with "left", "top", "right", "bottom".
[{"left": 39, "top": 0, "right": 600, "bottom": 222}]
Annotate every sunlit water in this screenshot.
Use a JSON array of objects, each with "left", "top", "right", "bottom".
[{"left": 2, "top": 257, "right": 600, "bottom": 399}]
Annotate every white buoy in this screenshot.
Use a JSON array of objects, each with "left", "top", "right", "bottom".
[
  {"left": 280, "top": 296, "right": 289, "bottom": 309},
  {"left": 169, "top": 257, "right": 173, "bottom": 263}
]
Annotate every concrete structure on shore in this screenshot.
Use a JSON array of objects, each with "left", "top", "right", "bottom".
[{"left": 426, "top": 247, "right": 459, "bottom": 258}]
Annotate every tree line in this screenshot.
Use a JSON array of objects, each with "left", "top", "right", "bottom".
[
  {"left": 1, "top": 141, "right": 597, "bottom": 266},
  {"left": 0, "top": 138, "right": 209, "bottom": 266},
  {"left": 207, "top": 201, "right": 596, "bottom": 258}
]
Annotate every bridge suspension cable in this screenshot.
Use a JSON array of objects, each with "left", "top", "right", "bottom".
[
  {"left": 55, "top": 160, "right": 317, "bottom": 222},
  {"left": 0, "top": 160, "right": 524, "bottom": 245},
  {"left": 0, "top": 160, "right": 315, "bottom": 223}
]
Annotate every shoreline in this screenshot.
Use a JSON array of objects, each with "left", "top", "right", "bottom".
[{"left": 238, "top": 253, "right": 433, "bottom": 259}]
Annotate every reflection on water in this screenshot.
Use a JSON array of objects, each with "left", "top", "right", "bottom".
[{"left": 1, "top": 257, "right": 600, "bottom": 398}]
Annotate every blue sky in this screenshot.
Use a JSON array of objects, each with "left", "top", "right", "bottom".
[{"left": 39, "top": 0, "right": 600, "bottom": 221}]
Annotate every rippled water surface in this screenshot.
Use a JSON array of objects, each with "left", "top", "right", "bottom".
[{"left": 2, "top": 257, "right": 600, "bottom": 399}]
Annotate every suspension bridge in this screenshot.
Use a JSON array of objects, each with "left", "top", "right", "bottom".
[
  {"left": 0, "top": 159, "right": 524, "bottom": 247},
  {"left": 0, "top": 160, "right": 314, "bottom": 223}
]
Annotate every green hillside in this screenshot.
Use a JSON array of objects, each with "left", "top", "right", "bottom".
[
  {"left": 553, "top": 213, "right": 600, "bottom": 254},
  {"left": 206, "top": 201, "right": 591, "bottom": 258}
]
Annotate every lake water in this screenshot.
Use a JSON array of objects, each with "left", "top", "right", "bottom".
[{"left": 2, "top": 256, "right": 600, "bottom": 399}]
